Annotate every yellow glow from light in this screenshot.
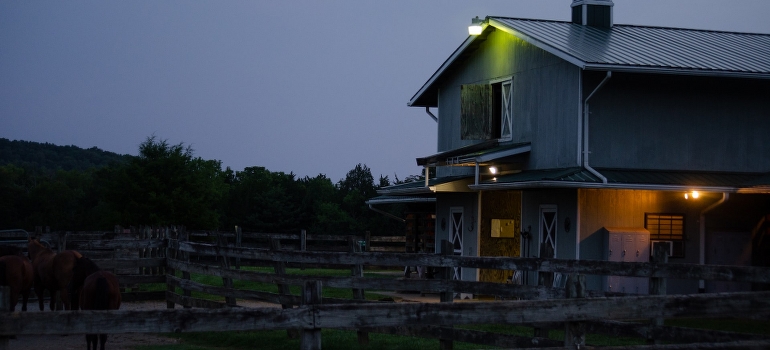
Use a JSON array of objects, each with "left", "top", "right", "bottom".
[
  {"left": 489, "top": 166, "right": 498, "bottom": 175},
  {"left": 685, "top": 191, "right": 701, "bottom": 200}
]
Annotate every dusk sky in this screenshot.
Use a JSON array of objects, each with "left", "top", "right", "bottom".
[{"left": 2, "top": 1, "right": 769, "bottom": 183}]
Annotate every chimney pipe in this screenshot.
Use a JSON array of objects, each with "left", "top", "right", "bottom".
[{"left": 571, "top": 0, "right": 614, "bottom": 28}]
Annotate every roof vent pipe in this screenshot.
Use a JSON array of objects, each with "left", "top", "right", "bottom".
[
  {"left": 571, "top": 0, "right": 614, "bottom": 28},
  {"left": 583, "top": 71, "right": 611, "bottom": 184}
]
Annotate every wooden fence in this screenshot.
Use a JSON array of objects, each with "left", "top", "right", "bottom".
[{"left": 1, "top": 228, "right": 770, "bottom": 350}]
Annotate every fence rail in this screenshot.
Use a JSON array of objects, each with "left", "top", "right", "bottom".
[{"left": 1, "top": 227, "right": 769, "bottom": 350}]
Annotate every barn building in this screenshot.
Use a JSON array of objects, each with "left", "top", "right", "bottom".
[{"left": 369, "top": 0, "right": 770, "bottom": 295}]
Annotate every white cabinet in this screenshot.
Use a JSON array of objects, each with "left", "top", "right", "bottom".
[{"left": 602, "top": 227, "right": 650, "bottom": 295}]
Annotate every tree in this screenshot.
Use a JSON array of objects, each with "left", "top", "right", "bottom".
[
  {"left": 100, "top": 136, "right": 226, "bottom": 229},
  {"left": 222, "top": 167, "right": 302, "bottom": 233}
]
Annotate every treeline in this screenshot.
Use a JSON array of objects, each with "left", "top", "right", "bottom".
[{"left": 0, "top": 137, "right": 413, "bottom": 236}]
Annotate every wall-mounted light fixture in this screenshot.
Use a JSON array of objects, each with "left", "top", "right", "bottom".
[
  {"left": 489, "top": 166, "right": 498, "bottom": 175},
  {"left": 468, "top": 16, "right": 483, "bottom": 35},
  {"left": 684, "top": 190, "right": 700, "bottom": 199}
]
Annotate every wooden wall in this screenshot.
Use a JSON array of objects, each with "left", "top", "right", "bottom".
[{"left": 479, "top": 190, "right": 522, "bottom": 283}]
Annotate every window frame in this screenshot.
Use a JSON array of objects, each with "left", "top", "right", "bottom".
[{"left": 644, "top": 213, "right": 686, "bottom": 258}]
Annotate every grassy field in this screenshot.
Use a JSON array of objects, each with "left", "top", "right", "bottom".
[{"left": 132, "top": 267, "right": 769, "bottom": 350}]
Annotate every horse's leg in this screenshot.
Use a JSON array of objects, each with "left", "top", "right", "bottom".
[
  {"left": 8, "top": 288, "right": 18, "bottom": 312},
  {"left": 86, "top": 334, "right": 95, "bottom": 350},
  {"left": 60, "top": 286, "right": 70, "bottom": 310},
  {"left": 35, "top": 282, "right": 45, "bottom": 311},
  {"left": 49, "top": 289, "right": 57, "bottom": 311},
  {"left": 21, "top": 288, "right": 29, "bottom": 312},
  {"left": 99, "top": 334, "right": 107, "bottom": 350}
]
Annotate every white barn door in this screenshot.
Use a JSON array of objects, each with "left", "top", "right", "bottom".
[{"left": 449, "top": 207, "right": 464, "bottom": 281}]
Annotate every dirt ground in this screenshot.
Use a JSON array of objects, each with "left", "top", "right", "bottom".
[{"left": 7, "top": 300, "right": 283, "bottom": 350}]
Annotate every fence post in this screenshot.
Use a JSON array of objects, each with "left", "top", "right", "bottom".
[
  {"left": 165, "top": 227, "right": 176, "bottom": 309},
  {"left": 348, "top": 236, "right": 368, "bottom": 345},
  {"left": 300, "top": 229, "right": 307, "bottom": 252},
  {"left": 181, "top": 227, "right": 192, "bottom": 308},
  {"left": 440, "top": 239, "right": 454, "bottom": 350},
  {"left": 56, "top": 231, "right": 68, "bottom": 253},
  {"left": 564, "top": 274, "right": 586, "bottom": 347},
  {"left": 649, "top": 243, "right": 669, "bottom": 344},
  {"left": 364, "top": 231, "right": 371, "bottom": 252},
  {"left": 301, "top": 280, "right": 322, "bottom": 350},
  {"left": 217, "top": 233, "right": 237, "bottom": 307},
  {"left": 235, "top": 226, "right": 242, "bottom": 270},
  {"left": 270, "top": 237, "right": 297, "bottom": 338},
  {"left": 0, "top": 286, "right": 9, "bottom": 350},
  {"left": 534, "top": 244, "right": 555, "bottom": 339}
]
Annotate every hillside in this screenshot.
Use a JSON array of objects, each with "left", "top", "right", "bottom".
[{"left": 0, "top": 138, "right": 132, "bottom": 172}]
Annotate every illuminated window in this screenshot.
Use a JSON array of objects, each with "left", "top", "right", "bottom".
[{"left": 645, "top": 213, "right": 685, "bottom": 258}]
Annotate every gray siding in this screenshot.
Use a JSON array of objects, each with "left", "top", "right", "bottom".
[
  {"left": 588, "top": 72, "right": 770, "bottom": 172},
  {"left": 521, "top": 189, "right": 578, "bottom": 285},
  {"left": 435, "top": 29, "right": 581, "bottom": 177}
]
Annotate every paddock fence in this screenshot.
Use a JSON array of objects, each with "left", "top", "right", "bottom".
[{"left": 1, "top": 227, "right": 770, "bottom": 350}]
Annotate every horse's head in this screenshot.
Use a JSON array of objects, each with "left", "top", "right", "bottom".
[{"left": 27, "top": 237, "right": 43, "bottom": 259}]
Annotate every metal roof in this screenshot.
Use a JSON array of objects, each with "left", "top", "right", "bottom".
[
  {"left": 416, "top": 141, "right": 531, "bottom": 167},
  {"left": 470, "top": 167, "right": 770, "bottom": 193},
  {"left": 409, "top": 18, "right": 770, "bottom": 107},
  {"left": 365, "top": 195, "right": 436, "bottom": 205},
  {"left": 376, "top": 175, "right": 474, "bottom": 195}
]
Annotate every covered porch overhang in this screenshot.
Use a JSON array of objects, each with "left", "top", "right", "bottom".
[
  {"left": 468, "top": 167, "right": 770, "bottom": 194},
  {"left": 416, "top": 141, "right": 532, "bottom": 186}
]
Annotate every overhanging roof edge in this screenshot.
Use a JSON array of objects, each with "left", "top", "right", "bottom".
[
  {"left": 408, "top": 32, "right": 483, "bottom": 107},
  {"left": 583, "top": 64, "right": 770, "bottom": 80},
  {"left": 366, "top": 196, "right": 437, "bottom": 205},
  {"left": 469, "top": 180, "right": 745, "bottom": 193}
]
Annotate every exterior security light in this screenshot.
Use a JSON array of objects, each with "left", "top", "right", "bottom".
[
  {"left": 489, "top": 166, "right": 498, "bottom": 175},
  {"left": 469, "top": 16, "right": 483, "bottom": 35},
  {"left": 684, "top": 191, "right": 700, "bottom": 199}
]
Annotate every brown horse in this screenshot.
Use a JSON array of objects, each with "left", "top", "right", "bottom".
[
  {"left": 0, "top": 254, "right": 34, "bottom": 311},
  {"left": 72, "top": 257, "right": 121, "bottom": 350},
  {"left": 27, "top": 237, "right": 82, "bottom": 310}
]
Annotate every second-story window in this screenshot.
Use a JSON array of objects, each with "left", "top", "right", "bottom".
[
  {"left": 494, "top": 80, "right": 513, "bottom": 141},
  {"left": 460, "top": 78, "right": 513, "bottom": 141}
]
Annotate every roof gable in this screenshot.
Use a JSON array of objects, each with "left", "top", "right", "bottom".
[{"left": 409, "top": 17, "right": 770, "bottom": 107}]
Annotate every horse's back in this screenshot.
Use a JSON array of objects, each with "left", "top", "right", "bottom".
[
  {"left": 80, "top": 271, "right": 121, "bottom": 310},
  {"left": 0, "top": 255, "right": 34, "bottom": 291},
  {"left": 52, "top": 250, "right": 82, "bottom": 283}
]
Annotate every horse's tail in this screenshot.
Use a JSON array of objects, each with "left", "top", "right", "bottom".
[
  {"left": 94, "top": 276, "right": 109, "bottom": 310},
  {"left": 0, "top": 261, "right": 6, "bottom": 286}
]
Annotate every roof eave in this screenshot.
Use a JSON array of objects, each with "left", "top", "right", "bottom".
[
  {"left": 408, "top": 25, "right": 495, "bottom": 108},
  {"left": 468, "top": 180, "right": 768, "bottom": 193},
  {"left": 584, "top": 64, "right": 770, "bottom": 80},
  {"left": 365, "top": 197, "right": 436, "bottom": 205}
]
